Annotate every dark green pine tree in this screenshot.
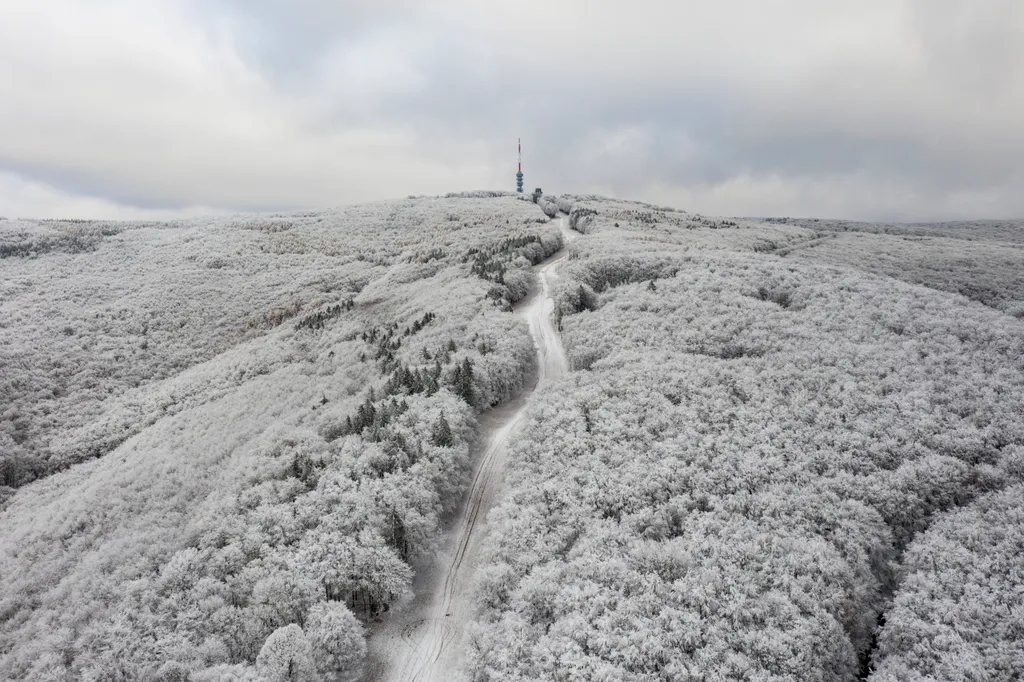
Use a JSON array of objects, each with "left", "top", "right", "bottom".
[
  {"left": 431, "top": 412, "right": 453, "bottom": 447},
  {"left": 457, "top": 357, "right": 475, "bottom": 405}
]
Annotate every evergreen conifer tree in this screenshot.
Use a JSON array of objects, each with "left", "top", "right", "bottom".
[{"left": 431, "top": 412, "right": 453, "bottom": 447}]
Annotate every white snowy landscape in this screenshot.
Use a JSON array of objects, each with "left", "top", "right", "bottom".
[{"left": 1, "top": 193, "right": 1023, "bottom": 681}]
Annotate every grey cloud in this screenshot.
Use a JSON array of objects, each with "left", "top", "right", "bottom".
[{"left": 1, "top": 0, "right": 1022, "bottom": 220}]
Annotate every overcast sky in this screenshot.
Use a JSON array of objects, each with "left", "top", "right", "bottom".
[{"left": 1, "top": 1, "right": 1022, "bottom": 221}]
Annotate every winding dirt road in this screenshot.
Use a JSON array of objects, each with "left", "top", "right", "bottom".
[{"left": 361, "top": 217, "right": 576, "bottom": 682}]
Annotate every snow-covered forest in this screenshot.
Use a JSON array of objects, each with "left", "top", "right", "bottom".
[
  {"left": 2, "top": 193, "right": 1023, "bottom": 681},
  {"left": 468, "top": 197, "right": 1024, "bottom": 681},
  {"left": 778, "top": 219, "right": 1024, "bottom": 317},
  {"left": 0, "top": 193, "right": 562, "bottom": 679}
]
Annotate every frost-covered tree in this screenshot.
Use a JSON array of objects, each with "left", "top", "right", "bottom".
[
  {"left": 432, "top": 411, "right": 454, "bottom": 447},
  {"left": 255, "top": 624, "right": 317, "bottom": 682},
  {"left": 305, "top": 602, "right": 366, "bottom": 678}
]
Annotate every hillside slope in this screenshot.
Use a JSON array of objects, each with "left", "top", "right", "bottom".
[
  {"left": 3, "top": 194, "right": 1023, "bottom": 681},
  {"left": 754, "top": 217, "right": 1024, "bottom": 316},
  {"left": 0, "top": 197, "right": 564, "bottom": 492},
  {"left": 468, "top": 197, "right": 1024, "bottom": 682},
  {"left": 0, "top": 193, "right": 562, "bottom": 680}
]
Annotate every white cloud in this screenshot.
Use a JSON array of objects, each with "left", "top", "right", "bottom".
[{"left": 0, "top": 0, "right": 491, "bottom": 212}]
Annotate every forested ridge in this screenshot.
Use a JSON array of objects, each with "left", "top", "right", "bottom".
[
  {"left": 2, "top": 193, "right": 1023, "bottom": 681},
  {"left": 0, "top": 193, "right": 561, "bottom": 680},
  {"left": 469, "top": 197, "right": 1024, "bottom": 681}
]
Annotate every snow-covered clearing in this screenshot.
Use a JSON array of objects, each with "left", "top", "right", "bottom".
[{"left": 364, "top": 218, "right": 576, "bottom": 682}]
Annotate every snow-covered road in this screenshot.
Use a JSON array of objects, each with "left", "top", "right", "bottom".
[{"left": 362, "top": 217, "right": 576, "bottom": 682}]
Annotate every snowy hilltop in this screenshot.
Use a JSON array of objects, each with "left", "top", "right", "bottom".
[{"left": 1, "top": 193, "right": 1023, "bottom": 681}]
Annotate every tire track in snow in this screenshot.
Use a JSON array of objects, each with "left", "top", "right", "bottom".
[{"left": 362, "top": 217, "right": 576, "bottom": 682}]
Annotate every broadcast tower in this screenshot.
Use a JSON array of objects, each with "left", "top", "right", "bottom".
[{"left": 516, "top": 138, "right": 524, "bottom": 193}]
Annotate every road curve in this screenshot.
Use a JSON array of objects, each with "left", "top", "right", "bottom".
[{"left": 361, "top": 217, "right": 576, "bottom": 682}]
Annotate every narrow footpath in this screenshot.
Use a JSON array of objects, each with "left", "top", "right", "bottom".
[{"left": 362, "top": 217, "right": 576, "bottom": 682}]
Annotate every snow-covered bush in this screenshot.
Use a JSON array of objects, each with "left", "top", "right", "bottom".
[
  {"left": 565, "top": 254, "right": 681, "bottom": 292},
  {"left": 568, "top": 206, "right": 598, "bottom": 233},
  {"left": 554, "top": 195, "right": 575, "bottom": 214},
  {"left": 538, "top": 199, "right": 559, "bottom": 219}
]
